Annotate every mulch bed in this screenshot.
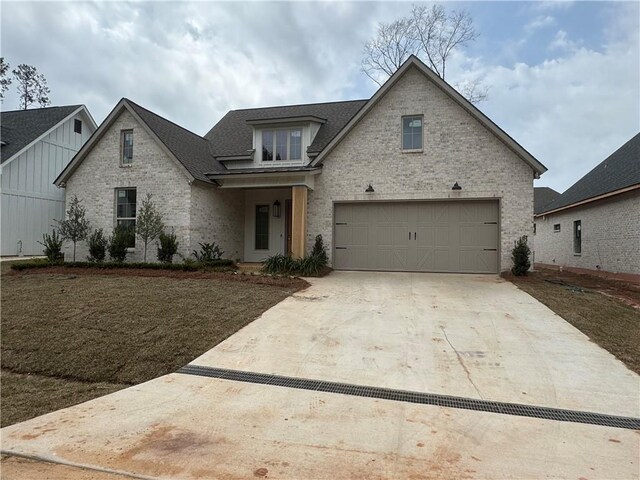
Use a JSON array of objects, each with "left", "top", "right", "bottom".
[{"left": 7, "top": 266, "right": 310, "bottom": 289}]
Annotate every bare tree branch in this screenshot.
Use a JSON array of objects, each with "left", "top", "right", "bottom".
[{"left": 361, "top": 4, "right": 487, "bottom": 103}]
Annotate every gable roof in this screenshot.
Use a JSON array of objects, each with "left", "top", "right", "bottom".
[
  {"left": 1, "top": 105, "right": 89, "bottom": 163},
  {"left": 309, "top": 55, "right": 547, "bottom": 175},
  {"left": 534, "top": 187, "right": 561, "bottom": 214},
  {"left": 538, "top": 133, "right": 640, "bottom": 215},
  {"left": 204, "top": 100, "right": 367, "bottom": 159},
  {"left": 56, "top": 98, "right": 223, "bottom": 185}
]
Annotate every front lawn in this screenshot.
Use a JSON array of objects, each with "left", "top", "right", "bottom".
[
  {"left": 508, "top": 268, "right": 640, "bottom": 374},
  {"left": 1, "top": 269, "right": 307, "bottom": 427}
]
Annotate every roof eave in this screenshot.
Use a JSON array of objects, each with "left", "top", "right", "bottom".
[{"left": 535, "top": 184, "right": 640, "bottom": 217}]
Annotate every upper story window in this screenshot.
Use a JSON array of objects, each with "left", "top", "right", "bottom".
[
  {"left": 74, "top": 119, "right": 82, "bottom": 134},
  {"left": 402, "top": 115, "right": 423, "bottom": 151},
  {"left": 121, "top": 130, "right": 133, "bottom": 165},
  {"left": 262, "top": 128, "right": 302, "bottom": 161},
  {"left": 553, "top": 223, "right": 561, "bottom": 233}
]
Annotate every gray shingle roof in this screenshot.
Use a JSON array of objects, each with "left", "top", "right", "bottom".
[
  {"left": 534, "top": 187, "right": 560, "bottom": 214},
  {"left": 539, "top": 133, "right": 640, "bottom": 214},
  {"left": 204, "top": 100, "right": 367, "bottom": 158},
  {"left": 1, "top": 105, "right": 81, "bottom": 163},
  {"left": 125, "top": 99, "right": 224, "bottom": 181}
]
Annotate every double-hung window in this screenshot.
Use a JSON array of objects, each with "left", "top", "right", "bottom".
[
  {"left": 116, "top": 188, "right": 137, "bottom": 248},
  {"left": 402, "top": 115, "right": 423, "bottom": 151},
  {"left": 262, "top": 128, "right": 302, "bottom": 161},
  {"left": 573, "top": 220, "right": 581, "bottom": 254},
  {"left": 121, "top": 130, "right": 133, "bottom": 165}
]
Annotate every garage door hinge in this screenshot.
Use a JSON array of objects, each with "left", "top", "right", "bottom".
[
  {"left": 335, "top": 247, "right": 347, "bottom": 250},
  {"left": 484, "top": 222, "right": 498, "bottom": 224},
  {"left": 483, "top": 248, "right": 497, "bottom": 251}
]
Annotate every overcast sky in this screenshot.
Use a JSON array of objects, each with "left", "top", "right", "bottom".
[{"left": 2, "top": 1, "right": 638, "bottom": 191}]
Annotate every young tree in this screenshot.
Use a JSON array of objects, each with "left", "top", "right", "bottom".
[
  {"left": 136, "top": 193, "right": 164, "bottom": 262},
  {"left": 56, "top": 195, "right": 91, "bottom": 262},
  {"left": 362, "top": 4, "right": 487, "bottom": 103},
  {"left": 12, "top": 64, "right": 51, "bottom": 109},
  {"left": 0, "top": 57, "right": 11, "bottom": 101}
]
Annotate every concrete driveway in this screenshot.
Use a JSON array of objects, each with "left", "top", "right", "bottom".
[{"left": 2, "top": 272, "right": 638, "bottom": 479}]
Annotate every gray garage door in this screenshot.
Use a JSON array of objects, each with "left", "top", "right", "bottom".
[{"left": 334, "top": 201, "right": 499, "bottom": 273}]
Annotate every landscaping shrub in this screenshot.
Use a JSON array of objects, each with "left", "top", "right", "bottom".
[
  {"left": 136, "top": 193, "right": 164, "bottom": 262},
  {"left": 511, "top": 235, "right": 531, "bottom": 276},
  {"left": 310, "top": 234, "right": 328, "bottom": 265},
  {"left": 262, "top": 254, "right": 299, "bottom": 275},
  {"left": 157, "top": 230, "right": 179, "bottom": 263},
  {"left": 87, "top": 228, "right": 108, "bottom": 262},
  {"left": 38, "top": 229, "right": 63, "bottom": 262},
  {"left": 108, "top": 225, "right": 131, "bottom": 262},
  {"left": 262, "top": 234, "right": 328, "bottom": 276},
  {"left": 193, "top": 242, "right": 224, "bottom": 265},
  {"left": 10, "top": 259, "right": 235, "bottom": 272},
  {"left": 56, "top": 195, "right": 91, "bottom": 262}
]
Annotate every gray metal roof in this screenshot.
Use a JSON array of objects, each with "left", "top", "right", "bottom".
[
  {"left": 534, "top": 187, "right": 561, "bottom": 214},
  {"left": 539, "top": 133, "right": 640, "bottom": 214},
  {"left": 0, "top": 105, "right": 81, "bottom": 163},
  {"left": 204, "top": 100, "right": 367, "bottom": 158},
  {"left": 125, "top": 99, "right": 224, "bottom": 181}
]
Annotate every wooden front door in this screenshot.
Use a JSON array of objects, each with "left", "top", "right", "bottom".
[{"left": 285, "top": 199, "right": 292, "bottom": 255}]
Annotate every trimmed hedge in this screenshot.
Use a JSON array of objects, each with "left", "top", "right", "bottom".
[{"left": 10, "top": 259, "right": 235, "bottom": 272}]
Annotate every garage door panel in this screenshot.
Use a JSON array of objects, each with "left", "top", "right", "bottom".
[{"left": 334, "top": 201, "right": 498, "bottom": 273}]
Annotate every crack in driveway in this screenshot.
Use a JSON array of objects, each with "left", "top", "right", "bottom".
[{"left": 440, "top": 327, "right": 484, "bottom": 400}]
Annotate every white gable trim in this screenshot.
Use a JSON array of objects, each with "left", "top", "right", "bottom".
[
  {"left": 310, "top": 55, "right": 547, "bottom": 175},
  {"left": 2, "top": 106, "right": 97, "bottom": 169},
  {"left": 55, "top": 100, "right": 195, "bottom": 186}
]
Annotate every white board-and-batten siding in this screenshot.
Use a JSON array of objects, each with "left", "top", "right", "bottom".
[{"left": 1, "top": 110, "right": 95, "bottom": 255}]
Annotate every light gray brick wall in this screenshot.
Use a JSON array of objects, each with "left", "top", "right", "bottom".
[
  {"left": 308, "top": 66, "right": 535, "bottom": 272},
  {"left": 190, "top": 182, "right": 245, "bottom": 261},
  {"left": 533, "top": 190, "right": 640, "bottom": 274},
  {"left": 63, "top": 109, "right": 194, "bottom": 262}
]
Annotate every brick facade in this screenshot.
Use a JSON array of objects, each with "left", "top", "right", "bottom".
[
  {"left": 307, "top": 66, "right": 535, "bottom": 272},
  {"left": 63, "top": 109, "right": 242, "bottom": 262},
  {"left": 533, "top": 190, "right": 640, "bottom": 274}
]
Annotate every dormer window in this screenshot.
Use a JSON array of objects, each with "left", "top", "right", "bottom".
[{"left": 262, "top": 128, "right": 302, "bottom": 161}]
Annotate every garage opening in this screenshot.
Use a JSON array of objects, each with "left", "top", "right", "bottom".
[{"left": 333, "top": 200, "right": 499, "bottom": 273}]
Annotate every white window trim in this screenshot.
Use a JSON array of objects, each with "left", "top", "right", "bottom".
[
  {"left": 259, "top": 126, "right": 304, "bottom": 163},
  {"left": 401, "top": 114, "right": 424, "bottom": 153}
]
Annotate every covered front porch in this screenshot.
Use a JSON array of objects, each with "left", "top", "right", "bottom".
[{"left": 208, "top": 168, "right": 319, "bottom": 263}]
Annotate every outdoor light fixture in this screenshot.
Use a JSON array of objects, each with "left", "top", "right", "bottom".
[
  {"left": 273, "top": 200, "right": 281, "bottom": 217},
  {"left": 452, "top": 182, "right": 462, "bottom": 190},
  {"left": 365, "top": 184, "right": 375, "bottom": 193}
]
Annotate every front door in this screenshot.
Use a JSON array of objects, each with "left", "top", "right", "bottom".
[{"left": 285, "top": 199, "right": 292, "bottom": 256}]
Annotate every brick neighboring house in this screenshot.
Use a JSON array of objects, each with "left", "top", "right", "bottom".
[
  {"left": 534, "top": 133, "right": 640, "bottom": 275},
  {"left": 55, "top": 56, "right": 547, "bottom": 273}
]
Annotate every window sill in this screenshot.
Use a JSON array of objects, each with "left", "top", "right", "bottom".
[
  {"left": 120, "top": 164, "right": 133, "bottom": 168},
  {"left": 573, "top": 253, "right": 581, "bottom": 256},
  {"left": 401, "top": 149, "right": 423, "bottom": 154}
]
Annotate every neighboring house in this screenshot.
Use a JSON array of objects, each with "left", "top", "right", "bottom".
[
  {"left": 534, "top": 133, "right": 640, "bottom": 275},
  {"left": 55, "top": 56, "right": 546, "bottom": 273},
  {"left": 1, "top": 105, "right": 97, "bottom": 255},
  {"left": 534, "top": 187, "right": 560, "bottom": 215}
]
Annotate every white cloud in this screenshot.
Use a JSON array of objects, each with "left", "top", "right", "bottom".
[
  {"left": 525, "top": 15, "right": 556, "bottom": 33},
  {"left": 548, "top": 30, "right": 579, "bottom": 52}
]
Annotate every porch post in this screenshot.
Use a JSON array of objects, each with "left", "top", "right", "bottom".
[{"left": 291, "top": 186, "right": 308, "bottom": 259}]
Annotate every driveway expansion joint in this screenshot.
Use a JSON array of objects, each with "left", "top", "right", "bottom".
[{"left": 177, "top": 364, "right": 640, "bottom": 431}]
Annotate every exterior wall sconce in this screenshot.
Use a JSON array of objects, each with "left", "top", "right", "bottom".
[
  {"left": 273, "top": 200, "right": 281, "bottom": 217},
  {"left": 452, "top": 182, "right": 462, "bottom": 190},
  {"left": 365, "top": 184, "right": 375, "bottom": 193}
]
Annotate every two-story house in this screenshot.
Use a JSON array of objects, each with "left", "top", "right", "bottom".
[{"left": 55, "top": 56, "right": 547, "bottom": 273}]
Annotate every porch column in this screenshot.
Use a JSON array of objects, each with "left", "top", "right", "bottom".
[{"left": 291, "top": 186, "right": 308, "bottom": 259}]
